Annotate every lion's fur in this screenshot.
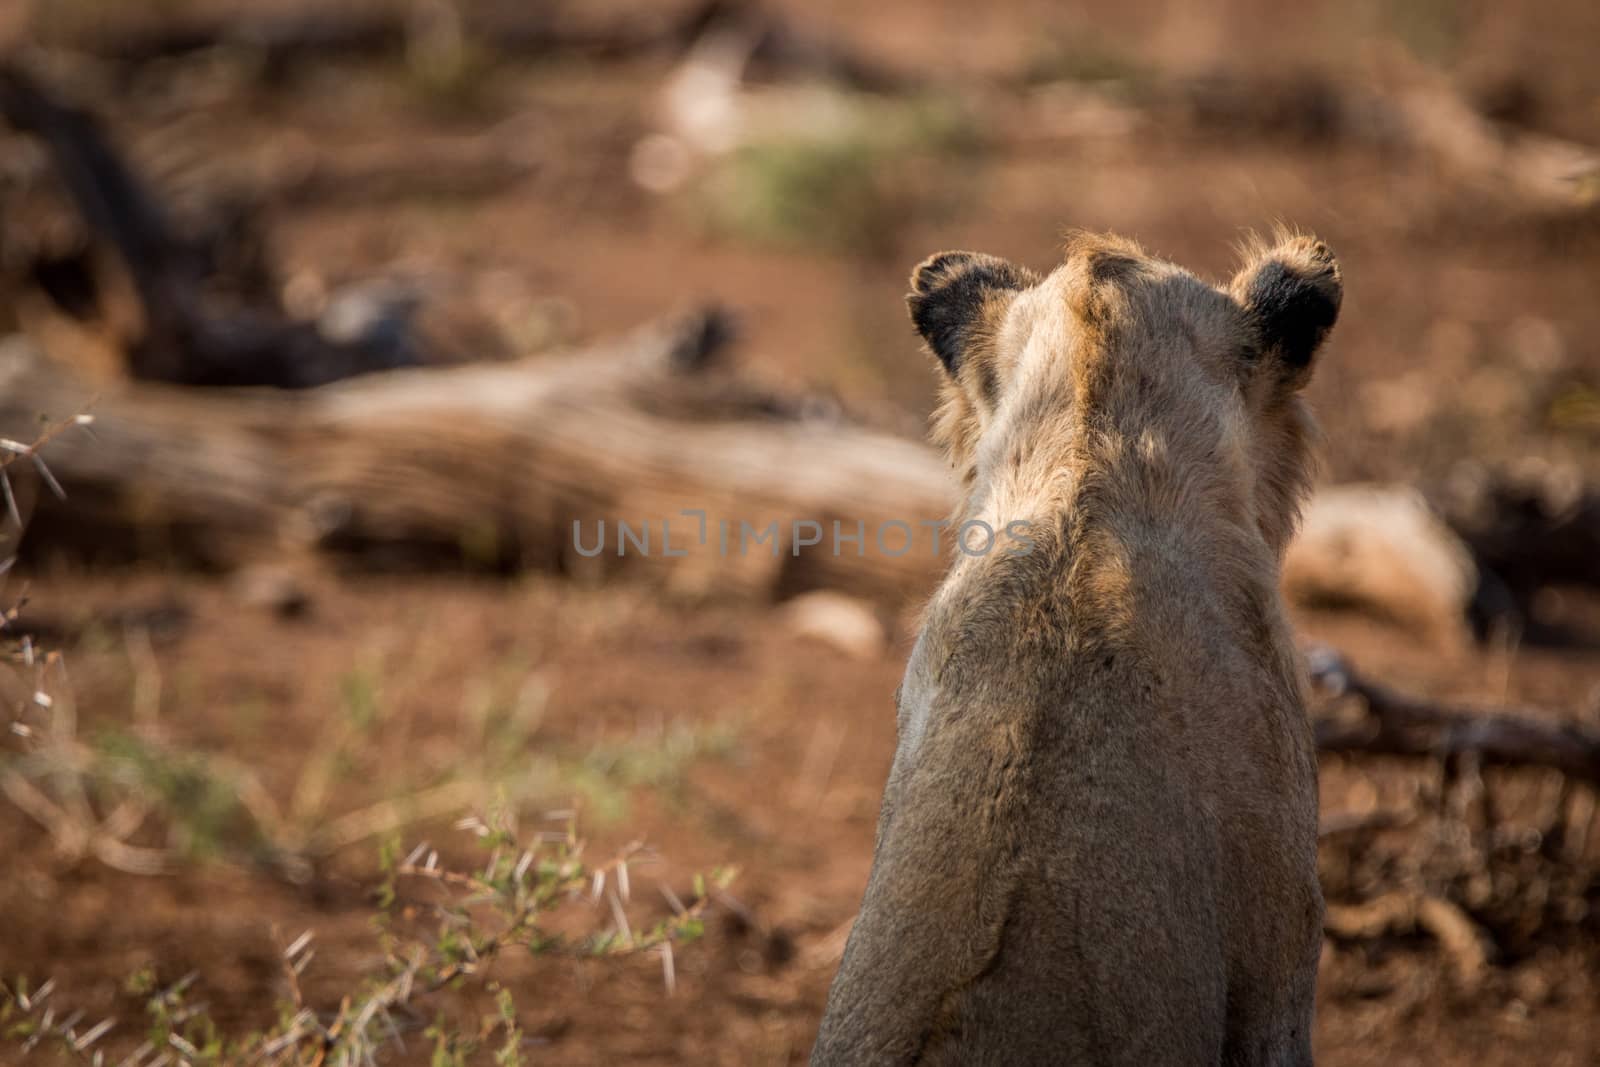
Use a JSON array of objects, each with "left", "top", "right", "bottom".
[{"left": 812, "top": 231, "right": 1339, "bottom": 1066}]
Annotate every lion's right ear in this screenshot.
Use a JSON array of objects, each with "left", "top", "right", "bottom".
[
  {"left": 1230, "top": 233, "right": 1342, "bottom": 388},
  {"left": 907, "top": 252, "right": 1034, "bottom": 375}
]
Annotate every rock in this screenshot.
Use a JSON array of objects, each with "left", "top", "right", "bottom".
[
  {"left": 778, "top": 591, "right": 886, "bottom": 660},
  {"left": 230, "top": 564, "right": 311, "bottom": 618},
  {"left": 1284, "top": 485, "right": 1477, "bottom": 646}
]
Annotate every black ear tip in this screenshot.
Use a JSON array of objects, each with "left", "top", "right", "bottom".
[
  {"left": 1237, "top": 236, "right": 1342, "bottom": 372},
  {"left": 909, "top": 251, "right": 979, "bottom": 295},
  {"left": 1247, "top": 263, "right": 1340, "bottom": 368},
  {"left": 906, "top": 251, "right": 1035, "bottom": 377},
  {"left": 1276, "top": 236, "right": 1339, "bottom": 297}
]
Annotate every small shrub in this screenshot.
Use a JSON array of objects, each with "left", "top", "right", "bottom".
[
  {"left": 4, "top": 816, "right": 734, "bottom": 1064},
  {"left": 1022, "top": 35, "right": 1145, "bottom": 92},
  {"left": 698, "top": 93, "right": 980, "bottom": 257}
]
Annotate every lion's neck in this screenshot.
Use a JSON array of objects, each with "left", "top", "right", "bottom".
[{"left": 944, "top": 429, "right": 1292, "bottom": 685}]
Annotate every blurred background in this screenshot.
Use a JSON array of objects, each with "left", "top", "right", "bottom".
[{"left": 1, "top": 1, "right": 1598, "bottom": 1063}]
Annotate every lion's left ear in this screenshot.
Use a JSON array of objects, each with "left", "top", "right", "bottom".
[
  {"left": 1231, "top": 234, "right": 1341, "bottom": 387},
  {"left": 907, "top": 251, "right": 1035, "bottom": 376}
]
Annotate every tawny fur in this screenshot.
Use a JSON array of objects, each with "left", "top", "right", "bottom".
[{"left": 813, "top": 230, "right": 1339, "bottom": 1066}]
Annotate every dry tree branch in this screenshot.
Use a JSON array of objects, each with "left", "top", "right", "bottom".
[
  {"left": 1308, "top": 645, "right": 1599, "bottom": 983},
  {"left": 1322, "top": 891, "right": 1491, "bottom": 993},
  {"left": 1, "top": 61, "right": 415, "bottom": 388},
  {"left": 1308, "top": 644, "right": 1600, "bottom": 787}
]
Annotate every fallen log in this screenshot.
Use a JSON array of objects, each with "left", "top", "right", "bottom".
[
  {"left": 1308, "top": 644, "right": 1600, "bottom": 786},
  {"left": 0, "top": 312, "right": 955, "bottom": 602}
]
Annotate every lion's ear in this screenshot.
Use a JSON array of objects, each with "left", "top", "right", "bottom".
[
  {"left": 907, "top": 251, "right": 1034, "bottom": 375},
  {"left": 1231, "top": 234, "right": 1341, "bottom": 387}
]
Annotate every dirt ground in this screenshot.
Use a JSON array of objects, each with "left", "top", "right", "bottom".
[{"left": 2, "top": 1, "right": 1599, "bottom": 1064}]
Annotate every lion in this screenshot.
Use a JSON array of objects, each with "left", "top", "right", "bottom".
[{"left": 811, "top": 229, "right": 1340, "bottom": 1066}]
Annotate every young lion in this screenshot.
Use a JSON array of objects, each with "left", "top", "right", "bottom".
[{"left": 812, "top": 231, "right": 1340, "bottom": 1066}]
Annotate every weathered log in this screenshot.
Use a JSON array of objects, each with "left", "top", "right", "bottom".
[
  {"left": 0, "top": 313, "right": 955, "bottom": 602},
  {"left": 1308, "top": 644, "right": 1600, "bottom": 786}
]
